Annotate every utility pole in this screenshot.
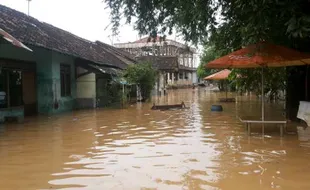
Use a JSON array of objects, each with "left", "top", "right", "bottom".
[{"left": 27, "top": 0, "right": 31, "bottom": 16}]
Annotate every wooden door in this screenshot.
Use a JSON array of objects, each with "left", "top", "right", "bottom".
[{"left": 22, "top": 71, "right": 37, "bottom": 116}]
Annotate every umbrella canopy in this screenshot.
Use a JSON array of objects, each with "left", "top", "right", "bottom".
[
  {"left": 204, "top": 69, "right": 232, "bottom": 100},
  {"left": 207, "top": 41, "right": 310, "bottom": 69},
  {"left": 204, "top": 69, "right": 231, "bottom": 80},
  {"left": 0, "top": 28, "right": 32, "bottom": 52},
  {"left": 205, "top": 41, "right": 310, "bottom": 121}
]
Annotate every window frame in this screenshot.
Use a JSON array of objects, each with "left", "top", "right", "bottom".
[{"left": 60, "top": 64, "right": 71, "bottom": 97}]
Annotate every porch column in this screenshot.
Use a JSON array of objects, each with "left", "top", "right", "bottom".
[
  {"left": 159, "top": 72, "right": 164, "bottom": 95},
  {"left": 167, "top": 72, "right": 170, "bottom": 84},
  {"left": 172, "top": 72, "right": 175, "bottom": 85},
  {"left": 188, "top": 72, "right": 192, "bottom": 85}
]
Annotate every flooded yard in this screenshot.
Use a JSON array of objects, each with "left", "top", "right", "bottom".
[{"left": 1, "top": 89, "right": 310, "bottom": 190}]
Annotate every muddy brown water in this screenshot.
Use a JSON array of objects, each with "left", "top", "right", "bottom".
[{"left": 1, "top": 89, "right": 310, "bottom": 190}]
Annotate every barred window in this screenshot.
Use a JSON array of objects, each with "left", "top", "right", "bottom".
[{"left": 60, "top": 64, "right": 71, "bottom": 97}]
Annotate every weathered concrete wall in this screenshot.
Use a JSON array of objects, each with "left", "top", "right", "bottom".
[
  {"left": 35, "top": 48, "right": 53, "bottom": 114},
  {"left": 76, "top": 68, "right": 96, "bottom": 109},
  {"left": 0, "top": 43, "right": 76, "bottom": 115},
  {"left": 49, "top": 51, "right": 76, "bottom": 114}
]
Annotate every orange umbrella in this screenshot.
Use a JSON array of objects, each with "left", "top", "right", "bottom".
[
  {"left": 204, "top": 69, "right": 231, "bottom": 80},
  {"left": 206, "top": 41, "right": 310, "bottom": 121},
  {"left": 204, "top": 69, "right": 231, "bottom": 99},
  {"left": 207, "top": 41, "right": 310, "bottom": 68}
]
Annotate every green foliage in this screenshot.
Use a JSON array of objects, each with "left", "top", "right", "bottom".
[
  {"left": 105, "top": 0, "right": 310, "bottom": 99},
  {"left": 201, "top": 1, "right": 309, "bottom": 98},
  {"left": 229, "top": 68, "right": 286, "bottom": 96},
  {"left": 197, "top": 46, "right": 223, "bottom": 79},
  {"left": 123, "top": 62, "right": 157, "bottom": 101},
  {"left": 197, "top": 64, "right": 210, "bottom": 80},
  {"left": 105, "top": 0, "right": 310, "bottom": 45},
  {"left": 107, "top": 81, "right": 122, "bottom": 104}
]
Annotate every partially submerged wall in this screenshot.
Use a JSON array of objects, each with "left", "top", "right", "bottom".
[
  {"left": 76, "top": 68, "right": 96, "bottom": 109},
  {"left": 0, "top": 43, "right": 76, "bottom": 115}
]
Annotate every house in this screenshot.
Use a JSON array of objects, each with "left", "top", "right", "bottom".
[
  {"left": 0, "top": 4, "right": 134, "bottom": 123},
  {"left": 75, "top": 41, "right": 136, "bottom": 108},
  {"left": 114, "top": 36, "right": 198, "bottom": 95}
]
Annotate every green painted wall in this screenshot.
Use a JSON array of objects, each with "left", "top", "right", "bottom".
[
  {"left": 0, "top": 43, "right": 76, "bottom": 115},
  {"left": 50, "top": 51, "right": 76, "bottom": 114}
]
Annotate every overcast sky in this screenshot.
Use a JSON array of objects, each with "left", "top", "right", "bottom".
[
  {"left": 0, "top": 0, "right": 201, "bottom": 65},
  {"left": 0, "top": 0, "right": 188, "bottom": 44}
]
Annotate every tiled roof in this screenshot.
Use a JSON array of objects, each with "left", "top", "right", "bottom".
[
  {"left": 133, "top": 36, "right": 167, "bottom": 43},
  {"left": 136, "top": 56, "right": 195, "bottom": 71},
  {"left": 94, "top": 41, "right": 136, "bottom": 69},
  {"left": 0, "top": 4, "right": 134, "bottom": 69}
]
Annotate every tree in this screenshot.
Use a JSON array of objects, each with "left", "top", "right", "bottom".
[
  {"left": 228, "top": 68, "right": 286, "bottom": 98},
  {"left": 105, "top": 0, "right": 310, "bottom": 45},
  {"left": 197, "top": 46, "right": 220, "bottom": 79},
  {"left": 105, "top": 0, "right": 310, "bottom": 118},
  {"left": 123, "top": 62, "right": 157, "bottom": 102}
]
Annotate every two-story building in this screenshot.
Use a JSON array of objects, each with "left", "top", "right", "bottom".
[{"left": 114, "top": 37, "right": 198, "bottom": 95}]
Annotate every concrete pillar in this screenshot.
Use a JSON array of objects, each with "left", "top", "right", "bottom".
[
  {"left": 192, "top": 72, "right": 197, "bottom": 84},
  {"left": 186, "top": 54, "right": 188, "bottom": 66},
  {"left": 154, "top": 80, "right": 159, "bottom": 95},
  {"left": 159, "top": 72, "right": 165, "bottom": 95},
  {"left": 167, "top": 72, "right": 170, "bottom": 84},
  {"left": 172, "top": 72, "right": 175, "bottom": 85},
  {"left": 188, "top": 72, "right": 192, "bottom": 85}
]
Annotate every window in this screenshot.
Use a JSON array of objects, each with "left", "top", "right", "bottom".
[
  {"left": 60, "top": 64, "right": 71, "bottom": 97},
  {"left": 179, "top": 72, "right": 183, "bottom": 80}
]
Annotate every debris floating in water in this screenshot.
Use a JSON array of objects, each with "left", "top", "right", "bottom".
[{"left": 151, "top": 102, "right": 186, "bottom": 111}]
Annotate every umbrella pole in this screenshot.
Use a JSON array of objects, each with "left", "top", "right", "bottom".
[
  {"left": 262, "top": 67, "right": 265, "bottom": 121},
  {"left": 306, "top": 65, "right": 309, "bottom": 100},
  {"left": 226, "top": 80, "right": 228, "bottom": 99}
]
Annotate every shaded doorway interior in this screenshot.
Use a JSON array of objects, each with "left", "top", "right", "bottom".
[{"left": 0, "top": 60, "right": 37, "bottom": 117}]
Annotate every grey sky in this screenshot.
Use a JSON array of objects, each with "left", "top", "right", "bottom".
[
  {"left": 0, "top": 0, "right": 189, "bottom": 43},
  {"left": 0, "top": 0, "right": 139, "bottom": 44},
  {"left": 0, "top": 0, "right": 201, "bottom": 65}
]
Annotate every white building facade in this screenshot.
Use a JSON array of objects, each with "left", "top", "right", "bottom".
[{"left": 114, "top": 37, "right": 198, "bottom": 95}]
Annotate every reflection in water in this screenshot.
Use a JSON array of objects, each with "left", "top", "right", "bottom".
[{"left": 0, "top": 89, "right": 310, "bottom": 190}]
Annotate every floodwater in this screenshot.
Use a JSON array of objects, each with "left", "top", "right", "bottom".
[{"left": 1, "top": 89, "right": 310, "bottom": 190}]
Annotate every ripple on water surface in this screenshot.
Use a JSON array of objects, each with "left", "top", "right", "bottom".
[{"left": 1, "top": 89, "right": 310, "bottom": 189}]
